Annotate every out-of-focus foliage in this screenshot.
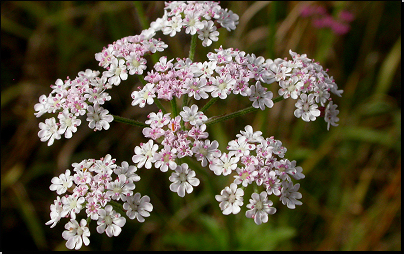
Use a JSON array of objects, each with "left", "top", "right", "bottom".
[{"left": 1, "top": 1, "right": 400, "bottom": 251}]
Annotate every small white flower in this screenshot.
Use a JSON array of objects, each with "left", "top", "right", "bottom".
[
  {"left": 123, "top": 193, "right": 153, "bottom": 222},
  {"left": 210, "top": 74, "right": 236, "bottom": 99},
  {"left": 294, "top": 93, "right": 321, "bottom": 122},
  {"left": 38, "top": 117, "right": 61, "bottom": 146},
  {"left": 197, "top": 20, "right": 219, "bottom": 47},
  {"left": 227, "top": 136, "right": 256, "bottom": 158},
  {"left": 153, "top": 146, "right": 177, "bottom": 172},
  {"left": 86, "top": 103, "right": 114, "bottom": 131},
  {"left": 96, "top": 205, "right": 126, "bottom": 237},
  {"left": 162, "top": 14, "right": 183, "bottom": 37},
  {"left": 236, "top": 125, "right": 264, "bottom": 143},
  {"left": 106, "top": 174, "right": 136, "bottom": 201},
  {"left": 45, "top": 196, "right": 63, "bottom": 228},
  {"left": 131, "top": 83, "right": 156, "bottom": 108},
  {"left": 324, "top": 100, "right": 340, "bottom": 130},
  {"left": 58, "top": 109, "right": 81, "bottom": 139},
  {"left": 192, "top": 139, "right": 221, "bottom": 167},
  {"left": 280, "top": 182, "right": 303, "bottom": 209},
  {"left": 114, "top": 161, "right": 141, "bottom": 183},
  {"left": 125, "top": 52, "right": 147, "bottom": 75},
  {"left": 49, "top": 169, "right": 74, "bottom": 195},
  {"left": 132, "top": 140, "right": 159, "bottom": 169},
  {"left": 245, "top": 192, "right": 276, "bottom": 225},
  {"left": 215, "top": 183, "right": 244, "bottom": 215},
  {"left": 180, "top": 104, "right": 207, "bottom": 126},
  {"left": 61, "top": 194, "right": 86, "bottom": 220},
  {"left": 249, "top": 81, "right": 274, "bottom": 110},
  {"left": 278, "top": 76, "right": 303, "bottom": 99},
  {"left": 103, "top": 58, "right": 128, "bottom": 86},
  {"left": 169, "top": 163, "right": 200, "bottom": 197},
  {"left": 62, "top": 219, "right": 90, "bottom": 250},
  {"left": 209, "top": 152, "right": 239, "bottom": 176}
]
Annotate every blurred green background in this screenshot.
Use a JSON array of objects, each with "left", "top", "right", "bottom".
[{"left": 1, "top": 1, "right": 401, "bottom": 251}]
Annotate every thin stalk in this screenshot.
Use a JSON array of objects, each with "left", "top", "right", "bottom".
[
  {"left": 189, "top": 33, "right": 198, "bottom": 61},
  {"left": 112, "top": 114, "right": 147, "bottom": 128},
  {"left": 200, "top": 97, "right": 219, "bottom": 113},
  {"left": 171, "top": 97, "right": 178, "bottom": 117},
  {"left": 154, "top": 99, "right": 167, "bottom": 114}
]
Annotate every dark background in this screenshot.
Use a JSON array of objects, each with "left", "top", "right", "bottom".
[{"left": 1, "top": 1, "right": 401, "bottom": 251}]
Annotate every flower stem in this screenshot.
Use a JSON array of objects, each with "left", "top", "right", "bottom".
[
  {"left": 112, "top": 114, "right": 148, "bottom": 128},
  {"left": 171, "top": 97, "right": 178, "bottom": 117},
  {"left": 154, "top": 98, "right": 167, "bottom": 114},
  {"left": 189, "top": 34, "right": 198, "bottom": 61},
  {"left": 205, "top": 95, "right": 284, "bottom": 126},
  {"left": 201, "top": 97, "right": 219, "bottom": 112}
]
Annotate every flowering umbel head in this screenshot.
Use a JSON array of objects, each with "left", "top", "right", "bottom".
[{"left": 40, "top": 1, "right": 343, "bottom": 249}]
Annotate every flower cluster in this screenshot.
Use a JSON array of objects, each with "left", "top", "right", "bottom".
[
  {"left": 151, "top": 1, "right": 239, "bottom": 46},
  {"left": 214, "top": 125, "right": 304, "bottom": 224},
  {"left": 300, "top": 5, "right": 354, "bottom": 35},
  {"left": 39, "top": 1, "right": 344, "bottom": 250},
  {"left": 133, "top": 105, "right": 213, "bottom": 197},
  {"left": 46, "top": 155, "right": 152, "bottom": 249}
]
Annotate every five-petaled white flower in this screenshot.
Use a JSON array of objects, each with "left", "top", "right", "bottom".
[
  {"left": 245, "top": 192, "right": 276, "bottom": 225},
  {"left": 96, "top": 205, "right": 126, "bottom": 237},
  {"left": 169, "top": 163, "right": 200, "bottom": 197},
  {"left": 62, "top": 219, "right": 90, "bottom": 250},
  {"left": 49, "top": 169, "right": 74, "bottom": 195},
  {"left": 215, "top": 183, "right": 244, "bottom": 215},
  {"left": 132, "top": 140, "right": 159, "bottom": 169},
  {"left": 123, "top": 193, "right": 153, "bottom": 222},
  {"left": 38, "top": 117, "right": 61, "bottom": 146}
]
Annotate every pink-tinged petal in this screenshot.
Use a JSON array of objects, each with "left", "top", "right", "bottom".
[{"left": 114, "top": 216, "right": 126, "bottom": 228}]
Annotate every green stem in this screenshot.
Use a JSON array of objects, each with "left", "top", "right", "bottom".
[
  {"left": 112, "top": 114, "right": 148, "bottom": 128},
  {"left": 200, "top": 97, "right": 219, "bottom": 113},
  {"left": 154, "top": 98, "right": 167, "bottom": 114},
  {"left": 205, "top": 96, "right": 284, "bottom": 126},
  {"left": 171, "top": 97, "right": 178, "bottom": 117},
  {"left": 189, "top": 34, "right": 198, "bottom": 61},
  {"left": 109, "top": 200, "right": 127, "bottom": 217}
]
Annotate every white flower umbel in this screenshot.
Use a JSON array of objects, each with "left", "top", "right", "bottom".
[
  {"left": 96, "top": 205, "right": 126, "bottom": 237},
  {"left": 123, "top": 193, "right": 153, "bottom": 222},
  {"left": 62, "top": 219, "right": 90, "bottom": 250},
  {"left": 49, "top": 169, "right": 74, "bottom": 195},
  {"left": 132, "top": 140, "right": 159, "bottom": 169},
  {"left": 245, "top": 192, "right": 276, "bottom": 225},
  {"left": 280, "top": 182, "right": 303, "bottom": 209},
  {"left": 215, "top": 183, "right": 244, "bottom": 215},
  {"left": 169, "top": 163, "right": 200, "bottom": 197},
  {"left": 38, "top": 117, "right": 61, "bottom": 146}
]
